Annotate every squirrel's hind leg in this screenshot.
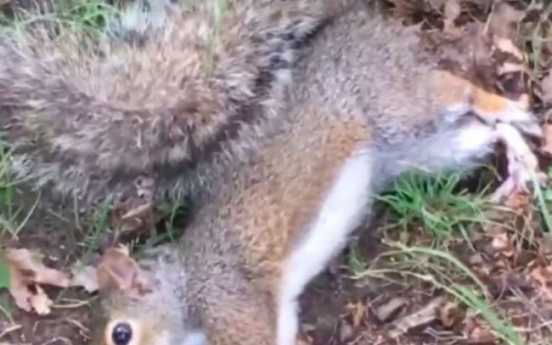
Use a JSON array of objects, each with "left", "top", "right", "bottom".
[{"left": 200, "top": 272, "right": 277, "bottom": 345}]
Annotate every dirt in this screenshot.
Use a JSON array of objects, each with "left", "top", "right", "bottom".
[{"left": 3, "top": 195, "right": 552, "bottom": 345}]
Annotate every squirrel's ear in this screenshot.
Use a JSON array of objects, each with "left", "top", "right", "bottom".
[{"left": 96, "top": 246, "right": 152, "bottom": 297}]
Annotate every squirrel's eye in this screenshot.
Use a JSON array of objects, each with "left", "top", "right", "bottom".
[{"left": 111, "top": 322, "right": 133, "bottom": 345}]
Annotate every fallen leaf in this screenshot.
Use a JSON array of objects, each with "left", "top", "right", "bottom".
[
  {"left": 375, "top": 297, "right": 407, "bottom": 322},
  {"left": 5, "top": 249, "right": 70, "bottom": 287},
  {"left": 3, "top": 248, "right": 70, "bottom": 314},
  {"left": 388, "top": 296, "right": 445, "bottom": 338},
  {"left": 438, "top": 300, "right": 461, "bottom": 328},
  {"left": 0, "top": 323, "right": 22, "bottom": 339},
  {"left": 467, "top": 321, "right": 498, "bottom": 344},
  {"left": 491, "top": 231, "right": 510, "bottom": 251},
  {"left": 494, "top": 38, "right": 524, "bottom": 61},
  {"left": 530, "top": 265, "right": 552, "bottom": 300},
  {"left": 345, "top": 301, "right": 365, "bottom": 327},
  {"left": 29, "top": 285, "right": 53, "bottom": 315}
]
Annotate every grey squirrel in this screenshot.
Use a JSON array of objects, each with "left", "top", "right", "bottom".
[
  {"left": 0, "top": 1, "right": 543, "bottom": 345},
  {"left": 0, "top": 0, "right": 343, "bottom": 203},
  {"left": 85, "top": 3, "right": 541, "bottom": 345}
]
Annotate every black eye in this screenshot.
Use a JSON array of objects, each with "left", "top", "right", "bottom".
[{"left": 111, "top": 322, "right": 133, "bottom": 345}]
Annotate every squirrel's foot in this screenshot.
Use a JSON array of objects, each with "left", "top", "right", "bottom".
[{"left": 490, "top": 123, "right": 540, "bottom": 203}]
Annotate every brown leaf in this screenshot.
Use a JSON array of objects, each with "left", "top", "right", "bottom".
[
  {"left": 29, "top": 285, "right": 53, "bottom": 315},
  {"left": 5, "top": 249, "right": 70, "bottom": 287},
  {"left": 530, "top": 265, "right": 552, "bottom": 300},
  {"left": 491, "top": 231, "right": 510, "bottom": 251},
  {"left": 345, "top": 301, "right": 365, "bottom": 327},
  {"left": 3, "top": 248, "right": 70, "bottom": 314},
  {"left": 388, "top": 296, "right": 445, "bottom": 338},
  {"left": 494, "top": 38, "right": 524, "bottom": 62},
  {"left": 438, "top": 300, "right": 461, "bottom": 328},
  {"left": 375, "top": 297, "right": 407, "bottom": 322},
  {"left": 468, "top": 324, "right": 498, "bottom": 344}
]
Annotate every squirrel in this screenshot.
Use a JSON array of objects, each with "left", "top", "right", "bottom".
[
  {"left": 84, "top": 2, "right": 545, "bottom": 345},
  {"left": 0, "top": 0, "right": 345, "bottom": 204}
]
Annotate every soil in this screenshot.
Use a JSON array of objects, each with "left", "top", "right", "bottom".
[{"left": 2, "top": 192, "right": 552, "bottom": 345}]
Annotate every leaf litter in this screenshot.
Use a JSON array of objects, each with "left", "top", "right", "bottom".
[{"left": 0, "top": 248, "right": 99, "bottom": 315}]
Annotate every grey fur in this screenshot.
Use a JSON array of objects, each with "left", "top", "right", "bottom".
[{"left": 0, "top": 0, "right": 340, "bottom": 203}]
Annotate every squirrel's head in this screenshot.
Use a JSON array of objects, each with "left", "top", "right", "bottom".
[{"left": 90, "top": 246, "right": 200, "bottom": 345}]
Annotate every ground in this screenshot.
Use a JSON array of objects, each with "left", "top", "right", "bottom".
[{"left": 2, "top": 0, "right": 552, "bottom": 345}]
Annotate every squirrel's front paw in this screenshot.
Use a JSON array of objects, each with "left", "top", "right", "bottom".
[{"left": 490, "top": 123, "right": 541, "bottom": 202}]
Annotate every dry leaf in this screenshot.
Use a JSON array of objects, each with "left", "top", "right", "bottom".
[
  {"left": 491, "top": 232, "right": 510, "bottom": 250},
  {"left": 388, "top": 296, "right": 445, "bottom": 338},
  {"left": 3, "top": 248, "right": 70, "bottom": 314},
  {"left": 438, "top": 300, "right": 461, "bottom": 328},
  {"left": 494, "top": 38, "right": 524, "bottom": 61},
  {"left": 467, "top": 322, "right": 498, "bottom": 343},
  {"left": 375, "top": 297, "right": 407, "bottom": 322},
  {"left": 530, "top": 265, "right": 552, "bottom": 300},
  {"left": 5, "top": 249, "right": 70, "bottom": 287},
  {"left": 345, "top": 301, "right": 365, "bottom": 327},
  {"left": 0, "top": 323, "right": 22, "bottom": 339},
  {"left": 29, "top": 285, "right": 53, "bottom": 315}
]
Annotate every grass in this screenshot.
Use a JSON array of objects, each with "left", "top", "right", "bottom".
[
  {"left": 376, "top": 170, "right": 493, "bottom": 245},
  {"left": 1, "top": 0, "right": 118, "bottom": 32},
  {"left": 347, "top": 170, "right": 539, "bottom": 345}
]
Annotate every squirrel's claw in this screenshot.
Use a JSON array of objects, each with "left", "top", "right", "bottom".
[{"left": 491, "top": 123, "right": 541, "bottom": 203}]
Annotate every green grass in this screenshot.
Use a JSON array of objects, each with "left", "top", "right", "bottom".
[
  {"left": 347, "top": 171, "right": 528, "bottom": 345},
  {"left": 377, "top": 171, "right": 492, "bottom": 245},
  {"left": 1, "top": 0, "right": 118, "bottom": 33}
]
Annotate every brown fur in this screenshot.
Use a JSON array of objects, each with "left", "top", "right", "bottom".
[{"left": 0, "top": 0, "right": 343, "bottom": 202}]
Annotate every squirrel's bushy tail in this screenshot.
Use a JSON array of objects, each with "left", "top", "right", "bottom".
[{"left": 0, "top": 0, "right": 339, "bottom": 201}]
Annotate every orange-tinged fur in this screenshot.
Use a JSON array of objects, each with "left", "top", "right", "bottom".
[{"left": 431, "top": 69, "right": 527, "bottom": 117}]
